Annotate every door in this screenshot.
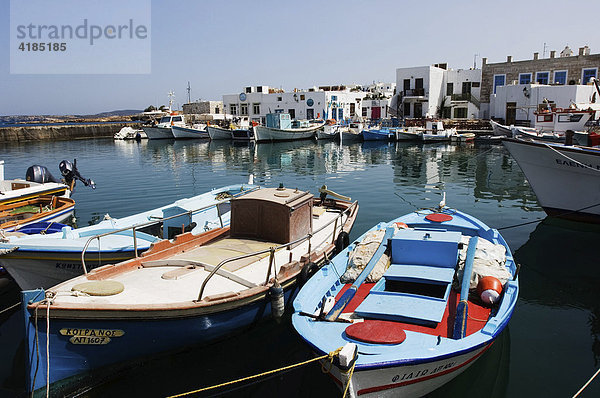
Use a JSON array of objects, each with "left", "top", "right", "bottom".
[
  {"left": 371, "top": 106, "right": 381, "bottom": 120},
  {"left": 288, "top": 109, "right": 296, "bottom": 119},
  {"left": 307, "top": 108, "right": 314, "bottom": 119},
  {"left": 414, "top": 103, "right": 422, "bottom": 118},
  {"left": 506, "top": 102, "right": 516, "bottom": 125}
]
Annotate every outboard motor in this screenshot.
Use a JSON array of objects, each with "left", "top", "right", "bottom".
[
  {"left": 59, "top": 159, "right": 96, "bottom": 190},
  {"left": 25, "top": 165, "right": 61, "bottom": 184}
]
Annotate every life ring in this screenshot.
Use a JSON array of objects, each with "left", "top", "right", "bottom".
[{"left": 335, "top": 231, "right": 350, "bottom": 254}]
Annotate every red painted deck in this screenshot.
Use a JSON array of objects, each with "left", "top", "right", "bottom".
[{"left": 335, "top": 283, "right": 491, "bottom": 338}]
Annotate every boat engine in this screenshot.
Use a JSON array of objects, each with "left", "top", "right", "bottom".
[
  {"left": 25, "top": 165, "right": 61, "bottom": 184},
  {"left": 59, "top": 159, "right": 96, "bottom": 190}
]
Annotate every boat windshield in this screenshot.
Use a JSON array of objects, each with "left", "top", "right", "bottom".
[{"left": 159, "top": 117, "right": 171, "bottom": 124}]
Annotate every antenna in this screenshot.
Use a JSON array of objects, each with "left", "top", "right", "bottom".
[
  {"left": 543, "top": 42, "right": 548, "bottom": 58},
  {"left": 187, "top": 82, "right": 191, "bottom": 104},
  {"left": 473, "top": 53, "right": 479, "bottom": 69}
]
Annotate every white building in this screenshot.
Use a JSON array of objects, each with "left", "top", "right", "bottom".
[
  {"left": 361, "top": 82, "right": 396, "bottom": 119},
  {"left": 393, "top": 65, "right": 482, "bottom": 119},
  {"left": 222, "top": 85, "right": 369, "bottom": 124},
  {"left": 490, "top": 83, "right": 598, "bottom": 125}
]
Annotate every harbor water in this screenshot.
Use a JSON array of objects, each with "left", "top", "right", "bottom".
[{"left": 1, "top": 138, "right": 599, "bottom": 397}]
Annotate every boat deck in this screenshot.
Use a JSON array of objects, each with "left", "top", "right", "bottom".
[{"left": 49, "top": 207, "right": 346, "bottom": 306}]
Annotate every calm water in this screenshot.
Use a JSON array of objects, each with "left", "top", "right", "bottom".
[{"left": 1, "top": 138, "right": 599, "bottom": 397}]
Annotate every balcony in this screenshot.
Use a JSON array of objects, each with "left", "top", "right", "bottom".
[
  {"left": 403, "top": 88, "right": 425, "bottom": 97},
  {"left": 450, "top": 93, "right": 480, "bottom": 108}
]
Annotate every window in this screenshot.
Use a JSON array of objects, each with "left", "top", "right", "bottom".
[
  {"left": 454, "top": 108, "right": 467, "bottom": 118},
  {"left": 472, "top": 82, "right": 480, "bottom": 87},
  {"left": 288, "top": 109, "right": 295, "bottom": 119},
  {"left": 307, "top": 109, "right": 314, "bottom": 119},
  {"left": 447, "top": 83, "right": 453, "bottom": 95},
  {"left": 331, "top": 95, "right": 337, "bottom": 101},
  {"left": 537, "top": 114, "right": 553, "bottom": 122},
  {"left": 554, "top": 70, "right": 567, "bottom": 85},
  {"left": 403, "top": 79, "right": 410, "bottom": 91},
  {"left": 442, "top": 107, "right": 451, "bottom": 118},
  {"left": 300, "top": 94, "right": 305, "bottom": 100},
  {"left": 536, "top": 71, "right": 549, "bottom": 84},
  {"left": 172, "top": 116, "right": 182, "bottom": 122},
  {"left": 462, "top": 82, "right": 472, "bottom": 94},
  {"left": 519, "top": 73, "right": 532, "bottom": 84},
  {"left": 403, "top": 102, "right": 410, "bottom": 116},
  {"left": 362, "top": 107, "right": 368, "bottom": 117},
  {"left": 230, "top": 105, "right": 237, "bottom": 115},
  {"left": 252, "top": 103, "right": 260, "bottom": 114},
  {"left": 215, "top": 107, "right": 220, "bottom": 114},
  {"left": 415, "top": 78, "right": 424, "bottom": 90},
  {"left": 277, "top": 96, "right": 282, "bottom": 101},
  {"left": 493, "top": 74, "right": 505, "bottom": 94},
  {"left": 582, "top": 68, "right": 597, "bottom": 84},
  {"left": 558, "top": 114, "right": 583, "bottom": 122},
  {"left": 240, "top": 104, "right": 248, "bottom": 115},
  {"left": 350, "top": 103, "right": 355, "bottom": 116},
  {"left": 245, "top": 87, "right": 252, "bottom": 93},
  {"left": 338, "top": 108, "right": 344, "bottom": 119},
  {"left": 257, "top": 86, "right": 263, "bottom": 93}
]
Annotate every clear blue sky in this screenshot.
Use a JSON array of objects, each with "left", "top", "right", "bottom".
[{"left": 1, "top": 0, "right": 598, "bottom": 115}]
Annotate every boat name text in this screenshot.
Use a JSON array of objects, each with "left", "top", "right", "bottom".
[
  {"left": 60, "top": 328, "right": 124, "bottom": 345},
  {"left": 555, "top": 159, "right": 600, "bottom": 170},
  {"left": 391, "top": 361, "right": 456, "bottom": 383}
]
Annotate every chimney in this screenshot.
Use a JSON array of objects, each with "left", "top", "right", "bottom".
[
  {"left": 579, "top": 47, "right": 585, "bottom": 56},
  {"left": 507, "top": 55, "right": 512, "bottom": 62},
  {"left": 482, "top": 57, "right": 487, "bottom": 65},
  {"left": 533, "top": 52, "right": 539, "bottom": 60},
  {"left": 550, "top": 50, "right": 556, "bottom": 58}
]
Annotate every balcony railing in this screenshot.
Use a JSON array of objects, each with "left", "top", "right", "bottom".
[
  {"left": 451, "top": 93, "right": 480, "bottom": 108},
  {"left": 403, "top": 88, "right": 425, "bottom": 97}
]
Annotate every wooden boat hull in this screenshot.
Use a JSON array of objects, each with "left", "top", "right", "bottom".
[
  {"left": 231, "top": 128, "right": 254, "bottom": 141},
  {"left": 255, "top": 124, "right": 323, "bottom": 142},
  {"left": 361, "top": 129, "right": 394, "bottom": 141},
  {"left": 503, "top": 138, "right": 600, "bottom": 221},
  {"left": 142, "top": 126, "right": 173, "bottom": 139},
  {"left": 0, "top": 196, "right": 74, "bottom": 232},
  {"left": 171, "top": 125, "right": 208, "bottom": 139},
  {"left": 207, "top": 125, "right": 232, "bottom": 140},
  {"left": 489, "top": 120, "right": 512, "bottom": 137}
]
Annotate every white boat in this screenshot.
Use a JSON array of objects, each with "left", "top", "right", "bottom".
[
  {"left": 511, "top": 126, "right": 563, "bottom": 142},
  {"left": 503, "top": 137, "right": 600, "bottom": 222},
  {"left": 255, "top": 113, "right": 325, "bottom": 142},
  {"left": 421, "top": 121, "right": 457, "bottom": 142},
  {"left": 113, "top": 126, "right": 146, "bottom": 140},
  {"left": 142, "top": 114, "right": 186, "bottom": 140},
  {"left": 396, "top": 126, "right": 423, "bottom": 141},
  {"left": 317, "top": 124, "right": 339, "bottom": 140},
  {"left": 0, "top": 161, "right": 70, "bottom": 206},
  {"left": 339, "top": 122, "right": 364, "bottom": 143},
  {"left": 0, "top": 183, "right": 257, "bottom": 289},
  {"left": 171, "top": 124, "right": 208, "bottom": 139},
  {"left": 450, "top": 132, "right": 476, "bottom": 142},
  {"left": 207, "top": 125, "right": 233, "bottom": 140},
  {"left": 489, "top": 119, "right": 514, "bottom": 137}
]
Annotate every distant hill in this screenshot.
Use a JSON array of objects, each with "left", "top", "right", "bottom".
[
  {"left": 77, "top": 110, "right": 143, "bottom": 118},
  {"left": 0, "top": 110, "right": 143, "bottom": 125}
]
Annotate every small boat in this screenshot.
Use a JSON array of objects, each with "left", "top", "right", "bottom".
[
  {"left": 451, "top": 132, "right": 476, "bottom": 142},
  {"left": 0, "top": 184, "right": 257, "bottom": 289},
  {"left": 503, "top": 137, "right": 600, "bottom": 222},
  {"left": 231, "top": 127, "right": 255, "bottom": 141},
  {"left": 22, "top": 185, "right": 358, "bottom": 396},
  {"left": 361, "top": 128, "right": 395, "bottom": 141},
  {"left": 113, "top": 126, "right": 146, "bottom": 140},
  {"left": 207, "top": 125, "right": 233, "bottom": 140},
  {"left": 511, "top": 126, "right": 563, "bottom": 142},
  {"left": 0, "top": 195, "right": 74, "bottom": 232},
  {"left": 489, "top": 119, "right": 513, "bottom": 137},
  {"left": 171, "top": 124, "right": 209, "bottom": 139},
  {"left": 339, "top": 122, "right": 364, "bottom": 143},
  {"left": 255, "top": 113, "right": 325, "bottom": 142},
  {"left": 9, "top": 221, "right": 68, "bottom": 235},
  {"left": 396, "top": 126, "right": 423, "bottom": 141},
  {"left": 421, "top": 121, "right": 457, "bottom": 142},
  {"left": 317, "top": 123, "right": 340, "bottom": 140},
  {"left": 293, "top": 204, "right": 518, "bottom": 397},
  {"left": 142, "top": 114, "right": 186, "bottom": 140}
]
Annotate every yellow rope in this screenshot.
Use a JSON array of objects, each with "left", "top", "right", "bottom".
[
  {"left": 341, "top": 361, "right": 356, "bottom": 398},
  {"left": 167, "top": 347, "right": 344, "bottom": 398}
]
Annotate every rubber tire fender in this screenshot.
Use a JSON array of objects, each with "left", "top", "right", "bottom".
[
  {"left": 298, "top": 262, "right": 317, "bottom": 286},
  {"left": 335, "top": 231, "right": 350, "bottom": 254}
]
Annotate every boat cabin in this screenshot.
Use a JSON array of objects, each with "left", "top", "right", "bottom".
[
  {"left": 265, "top": 113, "right": 292, "bottom": 129},
  {"left": 230, "top": 187, "right": 313, "bottom": 244}
]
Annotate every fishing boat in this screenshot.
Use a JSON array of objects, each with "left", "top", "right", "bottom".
[
  {"left": 361, "top": 128, "right": 395, "bottom": 141},
  {"left": 503, "top": 137, "right": 600, "bottom": 222},
  {"left": 207, "top": 125, "right": 233, "bottom": 140},
  {"left": 171, "top": 124, "right": 209, "bottom": 139},
  {"left": 339, "top": 122, "right": 364, "bottom": 143},
  {"left": 255, "top": 113, "right": 325, "bottom": 142},
  {"left": 489, "top": 120, "right": 514, "bottom": 137},
  {"left": 451, "top": 132, "right": 476, "bottom": 142},
  {"left": 21, "top": 185, "right": 358, "bottom": 396},
  {"left": 113, "top": 126, "right": 146, "bottom": 140},
  {"left": 396, "top": 127, "right": 423, "bottom": 141},
  {"left": 142, "top": 114, "right": 186, "bottom": 140},
  {"left": 292, "top": 204, "right": 518, "bottom": 397},
  {"left": 0, "top": 184, "right": 257, "bottom": 290},
  {"left": 421, "top": 121, "right": 457, "bottom": 142},
  {"left": 231, "top": 127, "right": 255, "bottom": 141},
  {"left": 0, "top": 196, "right": 74, "bottom": 232},
  {"left": 510, "top": 126, "right": 563, "bottom": 142},
  {"left": 317, "top": 123, "right": 340, "bottom": 140}
]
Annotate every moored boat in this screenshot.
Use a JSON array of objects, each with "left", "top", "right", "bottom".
[
  {"left": 0, "top": 195, "right": 74, "bottom": 232},
  {"left": 207, "top": 125, "right": 233, "bottom": 140},
  {"left": 22, "top": 185, "right": 358, "bottom": 396},
  {"left": 255, "top": 113, "right": 325, "bottom": 142},
  {"left": 502, "top": 137, "right": 600, "bottom": 222},
  {"left": 317, "top": 123, "right": 340, "bottom": 140},
  {"left": 421, "top": 121, "right": 457, "bottom": 142},
  {"left": 142, "top": 114, "right": 186, "bottom": 140},
  {"left": 292, "top": 206, "right": 518, "bottom": 397},
  {"left": 0, "top": 184, "right": 257, "bottom": 289},
  {"left": 361, "top": 128, "right": 395, "bottom": 141},
  {"left": 171, "top": 124, "right": 209, "bottom": 139},
  {"left": 113, "top": 126, "right": 146, "bottom": 140},
  {"left": 396, "top": 126, "right": 423, "bottom": 141}
]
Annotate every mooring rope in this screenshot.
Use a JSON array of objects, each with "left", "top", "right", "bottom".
[
  {"left": 543, "top": 143, "right": 600, "bottom": 173},
  {"left": 0, "top": 302, "right": 20, "bottom": 315},
  {"left": 166, "top": 347, "right": 345, "bottom": 398},
  {"left": 572, "top": 366, "right": 600, "bottom": 397}
]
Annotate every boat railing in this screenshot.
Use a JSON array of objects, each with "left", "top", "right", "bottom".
[
  {"left": 196, "top": 200, "right": 358, "bottom": 301},
  {"left": 80, "top": 187, "right": 260, "bottom": 275}
]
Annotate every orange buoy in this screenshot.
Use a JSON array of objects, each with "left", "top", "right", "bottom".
[
  {"left": 477, "top": 276, "right": 503, "bottom": 306},
  {"left": 394, "top": 222, "right": 409, "bottom": 229}
]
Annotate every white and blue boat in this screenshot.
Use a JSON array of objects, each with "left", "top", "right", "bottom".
[
  {"left": 21, "top": 186, "right": 358, "bottom": 396},
  {"left": 171, "top": 124, "right": 209, "bottom": 139},
  {"left": 361, "top": 128, "right": 395, "bottom": 141},
  {"left": 292, "top": 205, "right": 519, "bottom": 397},
  {"left": 0, "top": 184, "right": 257, "bottom": 289}
]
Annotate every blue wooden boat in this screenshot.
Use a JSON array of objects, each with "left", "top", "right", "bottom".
[
  {"left": 15, "top": 221, "right": 68, "bottom": 235},
  {"left": 292, "top": 206, "right": 519, "bottom": 397},
  {"left": 361, "top": 128, "right": 395, "bottom": 141},
  {"left": 0, "top": 184, "right": 257, "bottom": 289},
  {"left": 21, "top": 186, "right": 359, "bottom": 396}
]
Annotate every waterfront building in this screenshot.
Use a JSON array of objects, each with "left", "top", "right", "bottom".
[
  {"left": 393, "top": 65, "right": 482, "bottom": 120},
  {"left": 222, "top": 85, "right": 369, "bottom": 124},
  {"left": 361, "top": 82, "right": 395, "bottom": 120},
  {"left": 480, "top": 45, "right": 600, "bottom": 119},
  {"left": 182, "top": 100, "right": 223, "bottom": 115}
]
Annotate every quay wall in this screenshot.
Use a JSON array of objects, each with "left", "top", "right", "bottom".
[{"left": 0, "top": 123, "right": 138, "bottom": 143}]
